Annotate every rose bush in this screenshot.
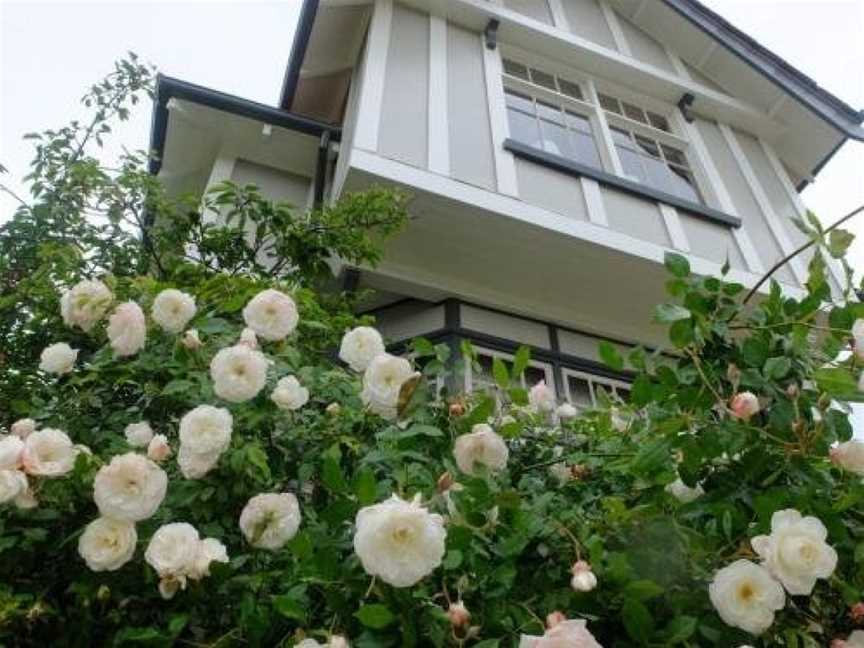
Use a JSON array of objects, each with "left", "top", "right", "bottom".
[{"left": 3, "top": 56, "right": 864, "bottom": 648}]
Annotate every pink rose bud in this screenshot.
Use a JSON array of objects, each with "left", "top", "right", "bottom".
[
  {"left": 10, "top": 418, "right": 36, "bottom": 439},
  {"left": 447, "top": 600, "right": 471, "bottom": 628},
  {"left": 329, "top": 637, "right": 349, "bottom": 648},
  {"left": 729, "top": 392, "right": 760, "bottom": 420},
  {"left": 546, "top": 611, "right": 567, "bottom": 629},
  {"left": 239, "top": 327, "right": 258, "bottom": 349},
  {"left": 570, "top": 560, "right": 598, "bottom": 592},
  {"left": 437, "top": 471, "right": 456, "bottom": 494},
  {"left": 850, "top": 602, "right": 864, "bottom": 623},
  {"left": 147, "top": 434, "right": 172, "bottom": 462},
  {"left": 181, "top": 329, "right": 202, "bottom": 350},
  {"left": 831, "top": 640, "right": 847, "bottom": 648},
  {"left": 449, "top": 402, "right": 465, "bottom": 417}
]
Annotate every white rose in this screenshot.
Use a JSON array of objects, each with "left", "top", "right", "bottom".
[
  {"left": 570, "top": 561, "right": 598, "bottom": 592},
  {"left": 242, "top": 289, "right": 298, "bottom": 341},
  {"left": 528, "top": 380, "right": 556, "bottom": 413},
  {"left": 453, "top": 424, "right": 509, "bottom": 476},
  {"left": 709, "top": 559, "right": 785, "bottom": 635},
  {"left": 845, "top": 631, "right": 864, "bottom": 648},
  {"left": 666, "top": 478, "right": 704, "bottom": 503},
  {"left": 190, "top": 537, "right": 229, "bottom": 579},
  {"left": 353, "top": 494, "right": 446, "bottom": 587},
  {"left": 0, "top": 435, "right": 24, "bottom": 470},
  {"left": 271, "top": 376, "right": 309, "bottom": 411},
  {"left": 151, "top": 289, "right": 196, "bottom": 334},
  {"left": 124, "top": 421, "right": 154, "bottom": 448},
  {"left": 60, "top": 279, "right": 113, "bottom": 332},
  {"left": 22, "top": 428, "right": 78, "bottom": 477},
  {"left": 177, "top": 445, "right": 221, "bottom": 479},
  {"left": 339, "top": 326, "right": 385, "bottom": 372},
  {"left": 39, "top": 342, "right": 78, "bottom": 375},
  {"left": 519, "top": 618, "right": 602, "bottom": 648},
  {"left": 361, "top": 353, "right": 418, "bottom": 420},
  {"left": 854, "top": 319, "right": 864, "bottom": 360},
  {"left": 181, "top": 329, "right": 203, "bottom": 350},
  {"left": 147, "top": 434, "right": 172, "bottom": 462},
  {"left": 10, "top": 418, "right": 36, "bottom": 439},
  {"left": 239, "top": 492, "right": 302, "bottom": 550},
  {"left": 93, "top": 452, "right": 168, "bottom": 521},
  {"left": 210, "top": 344, "right": 268, "bottom": 403},
  {"left": 730, "top": 392, "right": 760, "bottom": 421},
  {"left": 77, "top": 517, "right": 137, "bottom": 572},
  {"left": 107, "top": 302, "right": 147, "bottom": 358},
  {"left": 296, "top": 640, "right": 349, "bottom": 648},
  {"left": 0, "top": 469, "right": 28, "bottom": 505},
  {"left": 239, "top": 327, "right": 258, "bottom": 349},
  {"left": 556, "top": 403, "right": 578, "bottom": 420},
  {"left": 750, "top": 509, "right": 838, "bottom": 595},
  {"left": 830, "top": 440, "right": 864, "bottom": 476},
  {"left": 179, "top": 405, "right": 232, "bottom": 456},
  {"left": 145, "top": 522, "right": 201, "bottom": 579}
]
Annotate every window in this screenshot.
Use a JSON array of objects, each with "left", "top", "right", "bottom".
[
  {"left": 465, "top": 346, "right": 555, "bottom": 395},
  {"left": 503, "top": 59, "right": 585, "bottom": 101},
  {"left": 562, "top": 369, "right": 630, "bottom": 412},
  {"left": 598, "top": 93, "right": 671, "bottom": 132}
]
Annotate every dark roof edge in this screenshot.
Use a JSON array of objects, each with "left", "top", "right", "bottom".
[
  {"left": 148, "top": 74, "right": 340, "bottom": 175},
  {"left": 278, "top": 0, "right": 320, "bottom": 110},
  {"left": 663, "top": 0, "right": 864, "bottom": 141}
]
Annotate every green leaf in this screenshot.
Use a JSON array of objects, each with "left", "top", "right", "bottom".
[
  {"left": 655, "top": 304, "right": 691, "bottom": 324},
  {"left": 598, "top": 341, "right": 624, "bottom": 371},
  {"left": 442, "top": 549, "right": 463, "bottom": 570},
  {"left": 829, "top": 228, "right": 855, "bottom": 258},
  {"left": 273, "top": 595, "right": 306, "bottom": 622},
  {"left": 814, "top": 368, "right": 858, "bottom": 397},
  {"left": 321, "top": 445, "right": 348, "bottom": 492},
  {"left": 511, "top": 345, "right": 531, "bottom": 379},
  {"left": 664, "top": 252, "right": 690, "bottom": 278},
  {"left": 492, "top": 357, "right": 510, "bottom": 389},
  {"left": 763, "top": 357, "right": 791, "bottom": 380},
  {"left": 354, "top": 468, "right": 377, "bottom": 505},
  {"left": 663, "top": 616, "right": 697, "bottom": 643},
  {"left": 622, "top": 600, "right": 655, "bottom": 642},
  {"left": 624, "top": 580, "right": 665, "bottom": 601},
  {"left": 355, "top": 604, "right": 396, "bottom": 629},
  {"left": 669, "top": 318, "right": 695, "bottom": 349}
]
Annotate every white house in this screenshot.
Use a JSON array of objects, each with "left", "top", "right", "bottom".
[{"left": 149, "top": 0, "right": 864, "bottom": 404}]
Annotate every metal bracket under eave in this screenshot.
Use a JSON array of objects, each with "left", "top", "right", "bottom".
[
  {"left": 678, "top": 92, "right": 696, "bottom": 123},
  {"left": 484, "top": 18, "right": 500, "bottom": 50}
]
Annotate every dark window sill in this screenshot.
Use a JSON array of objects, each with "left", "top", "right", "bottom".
[{"left": 504, "top": 138, "right": 742, "bottom": 228}]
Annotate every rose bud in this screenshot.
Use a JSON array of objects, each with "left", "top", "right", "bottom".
[
  {"left": 570, "top": 560, "right": 598, "bottom": 592},
  {"left": 449, "top": 402, "right": 465, "bottom": 417},
  {"left": 546, "top": 611, "right": 567, "bottom": 629},
  {"left": 437, "top": 471, "right": 455, "bottom": 494},
  {"left": 850, "top": 602, "right": 864, "bottom": 623},
  {"left": 729, "top": 392, "right": 759, "bottom": 420},
  {"left": 447, "top": 600, "right": 471, "bottom": 628},
  {"left": 325, "top": 402, "right": 341, "bottom": 416}
]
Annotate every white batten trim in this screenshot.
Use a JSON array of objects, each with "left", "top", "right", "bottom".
[
  {"left": 760, "top": 138, "right": 848, "bottom": 288},
  {"left": 428, "top": 14, "right": 450, "bottom": 175},
  {"left": 674, "top": 113, "right": 764, "bottom": 273},
  {"left": 547, "top": 0, "right": 570, "bottom": 31},
  {"left": 482, "top": 35, "right": 519, "bottom": 196},
  {"left": 203, "top": 151, "right": 237, "bottom": 224},
  {"left": 719, "top": 123, "right": 806, "bottom": 284},
  {"left": 659, "top": 204, "right": 690, "bottom": 252},
  {"left": 599, "top": 1, "right": 631, "bottom": 57},
  {"left": 354, "top": 0, "right": 393, "bottom": 152},
  {"left": 581, "top": 178, "right": 608, "bottom": 227},
  {"left": 667, "top": 49, "right": 691, "bottom": 80},
  {"left": 584, "top": 78, "right": 624, "bottom": 175}
]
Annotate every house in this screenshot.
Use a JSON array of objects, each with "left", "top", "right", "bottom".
[{"left": 149, "top": 0, "right": 864, "bottom": 405}]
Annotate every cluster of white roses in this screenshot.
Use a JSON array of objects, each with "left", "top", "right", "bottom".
[
  {"left": 709, "top": 508, "right": 837, "bottom": 635},
  {"left": 144, "top": 522, "right": 228, "bottom": 599}
]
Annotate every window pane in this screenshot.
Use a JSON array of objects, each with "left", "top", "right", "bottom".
[
  {"left": 643, "top": 155, "right": 676, "bottom": 193},
  {"left": 647, "top": 111, "right": 670, "bottom": 132},
  {"left": 505, "top": 90, "right": 534, "bottom": 113},
  {"left": 565, "top": 111, "right": 592, "bottom": 134},
  {"left": 525, "top": 366, "right": 550, "bottom": 390},
  {"left": 599, "top": 93, "right": 621, "bottom": 114},
  {"left": 667, "top": 166, "right": 702, "bottom": 203},
  {"left": 572, "top": 131, "right": 602, "bottom": 169},
  {"left": 661, "top": 145, "right": 688, "bottom": 167},
  {"left": 623, "top": 102, "right": 648, "bottom": 123},
  {"left": 539, "top": 119, "right": 575, "bottom": 158},
  {"left": 617, "top": 146, "right": 647, "bottom": 183},
  {"left": 609, "top": 126, "right": 633, "bottom": 147},
  {"left": 558, "top": 78, "right": 583, "bottom": 100},
  {"left": 536, "top": 100, "right": 565, "bottom": 124},
  {"left": 507, "top": 107, "right": 542, "bottom": 148},
  {"left": 530, "top": 68, "right": 557, "bottom": 91},
  {"left": 635, "top": 135, "right": 660, "bottom": 158},
  {"left": 503, "top": 59, "right": 529, "bottom": 80},
  {"left": 567, "top": 376, "right": 593, "bottom": 408}
]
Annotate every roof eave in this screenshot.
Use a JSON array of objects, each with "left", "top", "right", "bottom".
[{"left": 278, "top": 0, "right": 320, "bottom": 110}]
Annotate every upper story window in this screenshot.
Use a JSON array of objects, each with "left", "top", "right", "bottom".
[{"left": 598, "top": 93, "right": 670, "bottom": 132}]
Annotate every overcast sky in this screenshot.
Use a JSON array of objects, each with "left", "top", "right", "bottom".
[{"left": 1, "top": 0, "right": 863, "bottom": 247}]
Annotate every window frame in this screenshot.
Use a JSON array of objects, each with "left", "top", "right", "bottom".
[
  {"left": 561, "top": 367, "right": 631, "bottom": 410},
  {"left": 464, "top": 345, "right": 556, "bottom": 395}
]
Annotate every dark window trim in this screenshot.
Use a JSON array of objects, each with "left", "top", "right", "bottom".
[{"left": 504, "top": 138, "right": 741, "bottom": 228}]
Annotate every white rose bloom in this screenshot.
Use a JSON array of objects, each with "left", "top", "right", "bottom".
[
  {"left": 242, "top": 289, "right": 299, "bottom": 341},
  {"left": 666, "top": 478, "right": 704, "bottom": 503},
  {"left": 830, "top": 440, "right": 864, "bottom": 476},
  {"left": 124, "top": 421, "right": 154, "bottom": 448},
  {"left": 93, "top": 452, "right": 168, "bottom": 522},
  {"left": 181, "top": 329, "right": 203, "bottom": 350},
  {"left": 0, "top": 435, "right": 24, "bottom": 470},
  {"left": 519, "top": 619, "right": 603, "bottom": 648},
  {"left": 361, "top": 353, "right": 418, "bottom": 420},
  {"left": 147, "top": 434, "right": 172, "bottom": 462},
  {"left": 453, "top": 424, "right": 509, "bottom": 476},
  {"left": 190, "top": 537, "right": 229, "bottom": 579},
  {"left": 570, "top": 561, "right": 598, "bottom": 592},
  {"left": 107, "top": 302, "right": 147, "bottom": 358},
  {"left": 528, "top": 380, "right": 556, "bottom": 413},
  {"left": 845, "top": 631, "right": 864, "bottom": 648},
  {"left": 0, "top": 469, "right": 28, "bottom": 505},
  {"left": 179, "top": 405, "right": 232, "bottom": 456},
  {"left": 77, "top": 517, "right": 137, "bottom": 572},
  {"left": 39, "top": 342, "right": 78, "bottom": 375},
  {"left": 177, "top": 445, "right": 221, "bottom": 479},
  {"left": 854, "top": 319, "right": 864, "bottom": 360},
  {"left": 556, "top": 403, "right": 578, "bottom": 420},
  {"left": 151, "top": 289, "right": 196, "bottom": 334},
  {"left": 750, "top": 509, "right": 838, "bottom": 595},
  {"left": 22, "top": 428, "right": 78, "bottom": 477},
  {"left": 210, "top": 344, "right": 268, "bottom": 403},
  {"left": 60, "top": 279, "right": 113, "bottom": 332},
  {"left": 353, "top": 494, "right": 446, "bottom": 587},
  {"left": 339, "top": 326, "right": 386, "bottom": 372},
  {"left": 239, "top": 327, "right": 258, "bottom": 349},
  {"left": 271, "top": 376, "right": 310, "bottom": 411},
  {"left": 239, "top": 492, "right": 302, "bottom": 550},
  {"left": 10, "top": 418, "right": 36, "bottom": 439},
  {"left": 709, "top": 560, "right": 785, "bottom": 635},
  {"left": 296, "top": 640, "right": 349, "bottom": 648},
  {"left": 145, "top": 522, "right": 201, "bottom": 579}
]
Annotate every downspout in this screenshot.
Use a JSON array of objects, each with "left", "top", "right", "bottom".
[{"left": 313, "top": 129, "right": 332, "bottom": 209}]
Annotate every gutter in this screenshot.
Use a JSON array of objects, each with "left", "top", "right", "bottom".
[{"left": 278, "top": 0, "right": 320, "bottom": 110}]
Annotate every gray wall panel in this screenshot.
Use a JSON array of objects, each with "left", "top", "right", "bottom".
[
  {"left": 603, "top": 189, "right": 671, "bottom": 247},
  {"left": 561, "top": 0, "right": 617, "bottom": 50},
  {"left": 514, "top": 159, "right": 589, "bottom": 221},
  {"left": 680, "top": 213, "right": 747, "bottom": 269},
  {"left": 504, "top": 0, "right": 554, "bottom": 25},
  {"left": 231, "top": 160, "right": 310, "bottom": 206},
  {"left": 617, "top": 14, "right": 674, "bottom": 73}
]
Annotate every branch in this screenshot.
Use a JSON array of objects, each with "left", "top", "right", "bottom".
[{"left": 743, "top": 204, "right": 864, "bottom": 304}]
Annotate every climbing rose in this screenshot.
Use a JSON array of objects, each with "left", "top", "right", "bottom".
[
  {"left": 453, "top": 424, "right": 509, "bottom": 476},
  {"left": 842, "top": 631, "right": 864, "bottom": 648},
  {"left": 270, "top": 375, "right": 309, "bottom": 411},
  {"left": 528, "top": 380, "right": 556, "bottom": 413},
  {"left": 178, "top": 405, "right": 232, "bottom": 479},
  {"left": 353, "top": 494, "right": 446, "bottom": 587},
  {"left": 147, "top": 434, "right": 172, "bottom": 462},
  {"left": 22, "top": 428, "right": 78, "bottom": 477},
  {"left": 0, "top": 435, "right": 24, "bottom": 470},
  {"left": 709, "top": 560, "right": 785, "bottom": 635},
  {"left": 666, "top": 477, "right": 704, "bottom": 503},
  {"left": 729, "top": 391, "right": 760, "bottom": 420},
  {"left": 144, "top": 522, "right": 227, "bottom": 599},
  {"left": 60, "top": 279, "right": 113, "bottom": 332},
  {"left": 519, "top": 618, "right": 603, "bottom": 647},
  {"left": 447, "top": 601, "right": 471, "bottom": 628},
  {"left": 0, "top": 470, "right": 29, "bottom": 505},
  {"left": 124, "top": 421, "right": 154, "bottom": 448},
  {"left": 107, "top": 302, "right": 147, "bottom": 357},
  {"left": 39, "top": 342, "right": 78, "bottom": 375},
  {"left": 360, "top": 353, "right": 418, "bottom": 420},
  {"left": 296, "top": 638, "right": 350, "bottom": 648},
  {"left": 242, "top": 289, "right": 298, "bottom": 341},
  {"left": 830, "top": 440, "right": 864, "bottom": 476},
  {"left": 556, "top": 403, "right": 578, "bottom": 419},
  {"left": 570, "top": 561, "right": 598, "bottom": 592},
  {"left": 93, "top": 452, "right": 168, "bottom": 522},
  {"left": 77, "top": 517, "right": 137, "bottom": 572},
  {"left": 239, "top": 327, "right": 258, "bottom": 349},
  {"left": 853, "top": 319, "right": 864, "bottom": 360},
  {"left": 151, "top": 289, "right": 196, "bottom": 334},
  {"left": 210, "top": 344, "right": 268, "bottom": 403},
  {"left": 339, "top": 326, "right": 385, "bottom": 372},
  {"left": 239, "top": 492, "right": 302, "bottom": 550},
  {"left": 10, "top": 418, "right": 36, "bottom": 439},
  {"left": 750, "top": 509, "right": 838, "bottom": 595},
  {"left": 181, "top": 329, "right": 203, "bottom": 350}
]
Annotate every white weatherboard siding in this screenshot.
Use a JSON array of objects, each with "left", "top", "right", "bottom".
[{"left": 353, "top": 0, "right": 392, "bottom": 153}]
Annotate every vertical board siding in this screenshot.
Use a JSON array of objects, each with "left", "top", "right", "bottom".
[
  {"left": 680, "top": 213, "right": 747, "bottom": 268},
  {"left": 603, "top": 189, "right": 672, "bottom": 247},
  {"left": 514, "top": 159, "right": 589, "bottom": 221},
  {"left": 694, "top": 119, "right": 797, "bottom": 285},
  {"left": 616, "top": 14, "right": 675, "bottom": 73},
  {"left": 561, "top": 0, "right": 618, "bottom": 50},
  {"left": 447, "top": 23, "right": 497, "bottom": 190},
  {"left": 503, "top": 0, "right": 554, "bottom": 25},
  {"left": 378, "top": 5, "right": 429, "bottom": 168}
]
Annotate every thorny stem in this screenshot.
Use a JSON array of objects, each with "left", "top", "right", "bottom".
[{"left": 686, "top": 348, "right": 731, "bottom": 415}]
